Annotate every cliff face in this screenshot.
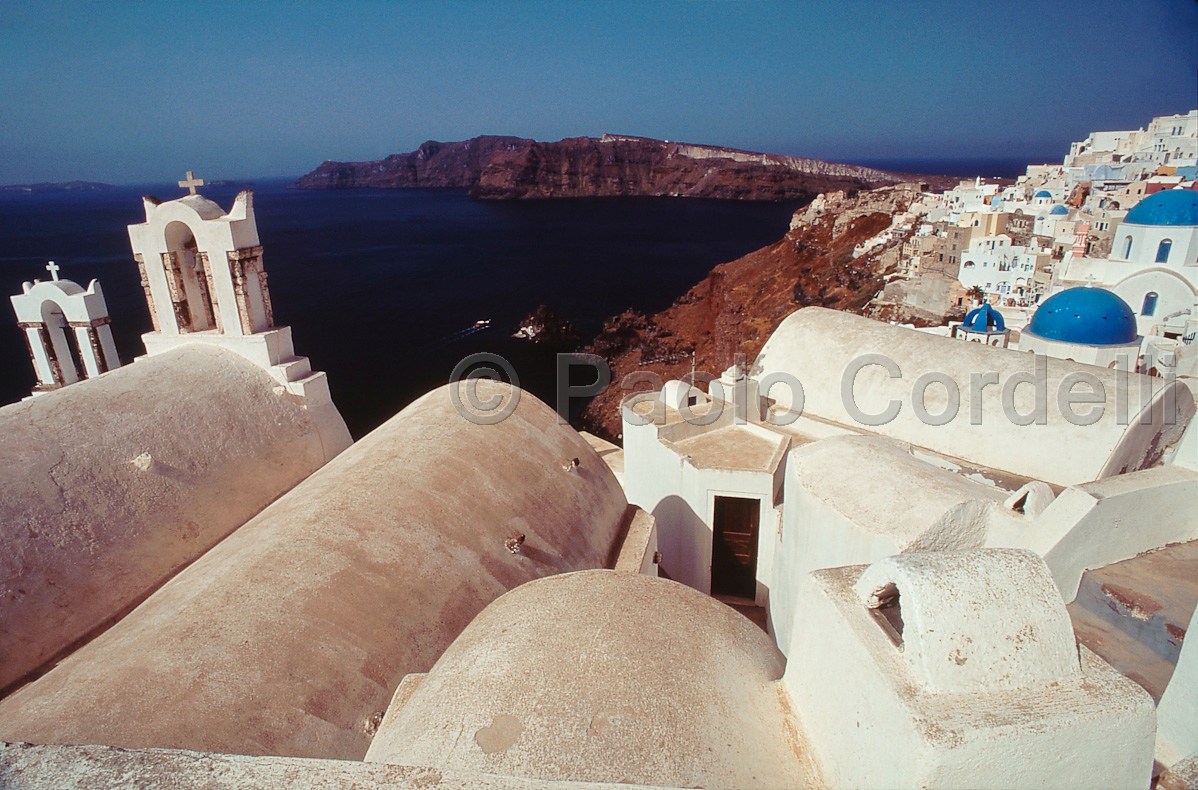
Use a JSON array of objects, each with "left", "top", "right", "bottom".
[
  {"left": 293, "top": 136, "right": 528, "bottom": 189},
  {"left": 578, "top": 185, "right": 920, "bottom": 441},
  {"left": 293, "top": 135, "right": 898, "bottom": 199}
]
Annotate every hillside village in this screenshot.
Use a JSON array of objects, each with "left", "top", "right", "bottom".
[
  {"left": 873, "top": 110, "right": 1196, "bottom": 383},
  {"left": 1, "top": 112, "right": 1197, "bottom": 789}
]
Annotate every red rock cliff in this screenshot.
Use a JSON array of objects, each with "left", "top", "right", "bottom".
[
  {"left": 578, "top": 185, "right": 920, "bottom": 440},
  {"left": 293, "top": 135, "right": 898, "bottom": 199}
]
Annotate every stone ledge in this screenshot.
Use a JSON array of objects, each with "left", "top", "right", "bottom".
[{"left": 0, "top": 742, "right": 665, "bottom": 790}]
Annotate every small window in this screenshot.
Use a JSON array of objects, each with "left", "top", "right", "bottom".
[
  {"left": 1156, "top": 239, "right": 1172, "bottom": 263},
  {"left": 1142, "top": 292, "right": 1158, "bottom": 317},
  {"left": 1123, "top": 235, "right": 1133, "bottom": 259}
]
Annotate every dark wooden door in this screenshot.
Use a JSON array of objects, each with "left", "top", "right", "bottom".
[{"left": 711, "top": 496, "right": 759, "bottom": 599}]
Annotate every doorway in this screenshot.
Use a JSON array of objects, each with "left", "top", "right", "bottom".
[{"left": 711, "top": 496, "right": 759, "bottom": 599}]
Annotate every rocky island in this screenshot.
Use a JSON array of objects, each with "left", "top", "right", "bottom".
[
  {"left": 0, "top": 181, "right": 115, "bottom": 194},
  {"left": 293, "top": 134, "right": 899, "bottom": 200}
]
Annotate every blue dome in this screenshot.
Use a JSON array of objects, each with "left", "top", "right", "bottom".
[
  {"left": 1124, "top": 189, "right": 1198, "bottom": 226},
  {"left": 1024, "top": 287, "right": 1138, "bottom": 346},
  {"left": 1034, "top": 190, "right": 1052, "bottom": 199},
  {"left": 963, "top": 303, "right": 1006, "bottom": 333},
  {"left": 1050, "top": 205, "right": 1069, "bottom": 215}
]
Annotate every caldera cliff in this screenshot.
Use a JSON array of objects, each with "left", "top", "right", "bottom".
[
  {"left": 293, "top": 134, "right": 898, "bottom": 200},
  {"left": 578, "top": 185, "right": 923, "bottom": 441}
]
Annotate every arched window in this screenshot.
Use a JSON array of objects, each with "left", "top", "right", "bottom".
[
  {"left": 963, "top": 260, "right": 975, "bottom": 268},
  {"left": 1122, "top": 235, "right": 1133, "bottom": 259},
  {"left": 1156, "top": 239, "right": 1172, "bottom": 263},
  {"left": 1141, "top": 292, "right": 1158, "bottom": 317}
]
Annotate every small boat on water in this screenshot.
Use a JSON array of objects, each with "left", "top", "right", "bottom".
[{"left": 474, "top": 319, "right": 491, "bottom": 329}]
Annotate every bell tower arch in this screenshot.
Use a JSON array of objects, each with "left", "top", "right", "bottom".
[{"left": 9, "top": 261, "right": 122, "bottom": 397}]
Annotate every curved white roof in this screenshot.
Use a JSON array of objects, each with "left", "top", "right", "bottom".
[
  {"left": 367, "top": 570, "right": 814, "bottom": 788},
  {"left": 0, "top": 344, "right": 336, "bottom": 694},
  {"left": 753, "top": 308, "right": 1193, "bottom": 486},
  {"left": 0, "top": 382, "right": 628, "bottom": 760}
]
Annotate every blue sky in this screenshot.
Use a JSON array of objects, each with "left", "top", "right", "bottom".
[{"left": 2, "top": 1, "right": 1196, "bottom": 183}]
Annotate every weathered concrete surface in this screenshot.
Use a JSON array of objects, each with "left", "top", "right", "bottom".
[
  {"left": 0, "top": 382, "right": 627, "bottom": 761},
  {"left": 788, "top": 559, "right": 1156, "bottom": 790},
  {"left": 0, "top": 742, "right": 665, "bottom": 790},
  {"left": 0, "top": 344, "right": 336, "bottom": 695},
  {"left": 1158, "top": 752, "right": 1198, "bottom": 790},
  {"left": 367, "top": 570, "right": 819, "bottom": 789},
  {"left": 1068, "top": 540, "right": 1198, "bottom": 701}
]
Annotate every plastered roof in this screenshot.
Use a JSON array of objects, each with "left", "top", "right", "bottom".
[
  {"left": 367, "top": 570, "right": 817, "bottom": 789},
  {"left": 0, "top": 382, "right": 628, "bottom": 760}
]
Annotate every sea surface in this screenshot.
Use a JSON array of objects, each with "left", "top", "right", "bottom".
[{"left": 0, "top": 181, "right": 804, "bottom": 437}]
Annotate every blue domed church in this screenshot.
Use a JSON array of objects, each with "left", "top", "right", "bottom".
[
  {"left": 1047, "top": 189, "right": 1198, "bottom": 378},
  {"left": 1020, "top": 287, "right": 1143, "bottom": 367}
]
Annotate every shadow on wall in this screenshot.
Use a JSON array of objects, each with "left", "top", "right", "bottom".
[{"left": 652, "top": 495, "right": 710, "bottom": 593}]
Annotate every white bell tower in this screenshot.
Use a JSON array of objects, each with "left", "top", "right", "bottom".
[
  {"left": 9, "top": 261, "right": 122, "bottom": 396},
  {"left": 126, "top": 174, "right": 350, "bottom": 452}
]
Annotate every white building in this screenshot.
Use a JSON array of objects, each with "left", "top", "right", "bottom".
[
  {"left": 957, "top": 234, "right": 1050, "bottom": 305},
  {"left": 1053, "top": 189, "right": 1198, "bottom": 386},
  {"left": 1064, "top": 109, "right": 1197, "bottom": 173},
  {"left": 1019, "top": 286, "right": 1144, "bottom": 369},
  {"left": 944, "top": 177, "right": 1001, "bottom": 215}
]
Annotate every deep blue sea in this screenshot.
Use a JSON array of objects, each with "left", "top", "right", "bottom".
[{"left": 0, "top": 181, "right": 804, "bottom": 437}]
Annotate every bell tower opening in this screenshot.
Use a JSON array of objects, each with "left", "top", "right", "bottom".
[
  {"left": 163, "top": 221, "right": 217, "bottom": 333},
  {"left": 39, "top": 300, "right": 83, "bottom": 386}
]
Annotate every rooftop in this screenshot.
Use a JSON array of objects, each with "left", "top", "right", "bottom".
[
  {"left": 669, "top": 424, "right": 789, "bottom": 473},
  {"left": 1123, "top": 189, "right": 1198, "bottom": 226}
]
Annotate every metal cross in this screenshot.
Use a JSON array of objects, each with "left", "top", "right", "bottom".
[
  {"left": 46, "top": 261, "right": 60, "bottom": 281},
  {"left": 178, "top": 171, "right": 204, "bottom": 195}
]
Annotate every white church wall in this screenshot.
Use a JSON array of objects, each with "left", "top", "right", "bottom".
[
  {"left": 1016, "top": 332, "right": 1141, "bottom": 369},
  {"left": 772, "top": 470, "right": 904, "bottom": 655},
  {"left": 622, "top": 393, "right": 779, "bottom": 597},
  {"left": 681, "top": 464, "right": 775, "bottom": 599},
  {"left": 769, "top": 436, "right": 1002, "bottom": 656},
  {"left": 621, "top": 394, "right": 686, "bottom": 574},
  {"left": 753, "top": 307, "right": 1194, "bottom": 486},
  {"left": 1109, "top": 268, "right": 1197, "bottom": 336},
  {"left": 785, "top": 552, "right": 1156, "bottom": 790},
  {"left": 1156, "top": 603, "right": 1198, "bottom": 769},
  {"left": 0, "top": 344, "right": 336, "bottom": 695},
  {"left": 1112, "top": 220, "right": 1198, "bottom": 272},
  {"left": 1020, "top": 465, "right": 1198, "bottom": 602}
]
